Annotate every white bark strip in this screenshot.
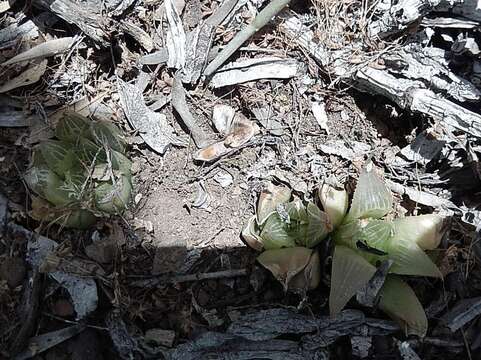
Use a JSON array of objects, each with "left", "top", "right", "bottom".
[
  {"left": 165, "top": 0, "right": 186, "bottom": 69},
  {"left": 355, "top": 67, "right": 481, "bottom": 138},
  {"left": 211, "top": 57, "right": 303, "bottom": 88},
  {"left": 369, "top": 0, "right": 442, "bottom": 38}
]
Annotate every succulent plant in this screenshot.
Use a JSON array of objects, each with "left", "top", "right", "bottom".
[
  {"left": 242, "top": 183, "right": 332, "bottom": 291},
  {"left": 24, "top": 112, "right": 133, "bottom": 229},
  {"left": 242, "top": 166, "right": 449, "bottom": 337}
]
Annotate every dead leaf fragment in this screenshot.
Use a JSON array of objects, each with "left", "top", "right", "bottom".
[
  {"left": 257, "top": 247, "right": 320, "bottom": 291},
  {"left": 212, "top": 104, "right": 235, "bottom": 134},
  {"left": 193, "top": 113, "right": 259, "bottom": 162},
  {"left": 0, "top": 60, "right": 47, "bottom": 93}
]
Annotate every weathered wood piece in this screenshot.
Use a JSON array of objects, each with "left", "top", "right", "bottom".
[
  {"left": 382, "top": 43, "right": 480, "bottom": 102},
  {"left": 33, "top": 0, "right": 109, "bottom": 45},
  {"left": 105, "top": 311, "right": 138, "bottom": 360},
  {"left": 1, "top": 37, "right": 75, "bottom": 66},
  {"left": 118, "top": 79, "right": 183, "bottom": 154},
  {"left": 120, "top": 21, "right": 153, "bottom": 51},
  {"left": 440, "top": 296, "right": 481, "bottom": 332},
  {"left": 0, "top": 20, "right": 38, "bottom": 49},
  {"left": 281, "top": 12, "right": 481, "bottom": 139},
  {"left": 182, "top": 0, "right": 238, "bottom": 83},
  {"left": 171, "top": 76, "right": 209, "bottom": 148},
  {"left": 14, "top": 325, "right": 85, "bottom": 359},
  {"left": 436, "top": 0, "right": 481, "bottom": 22},
  {"left": 165, "top": 0, "right": 186, "bottom": 69},
  {"left": 368, "top": 0, "right": 442, "bottom": 38},
  {"left": 355, "top": 68, "right": 481, "bottom": 137},
  {"left": 210, "top": 57, "right": 303, "bottom": 88},
  {"left": 167, "top": 331, "right": 329, "bottom": 360}
]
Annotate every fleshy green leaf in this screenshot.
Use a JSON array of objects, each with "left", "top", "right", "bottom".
[
  {"left": 345, "top": 168, "right": 393, "bottom": 222},
  {"left": 55, "top": 112, "right": 91, "bottom": 143},
  {"left": 257, "top": 247, "right": 319, "bottom": 290},
  {"left": 38, "top": 140, "right": 80, "bottom": 178},
  {"left": 94, "top": 175, "right": 132, "bottom": 214},
  {"left": 392, "top": 214, "right": 448, "bottom": 250},
  {"left": 257, "top": 184, "right": 291, "bottom": 225},
  {"left": 388, "top": 238, "right": 442, "bottom": 278},
  {"left": 57, "top": 209, "right": 97, "bottom": 229},
  {"left": 378, "top": 276, "right": 428, "bottom": 337},
  {"left": 333, "top": 220, "right": 362, "bottom": 249},
  {"left": 318, "top": 184, "right": 348, "bottom": 228},
  {"left": 358, "top": 220, "right": 393, "bottom": 250},
  {"left": 355, "top": 219, "right": 392, "bottom": 263},
  {"left": 259, "top": 212, "right": 297, "bottom": 250},
  {"left": 90, "top": 121, "right": 126, "bottom": 153},
  {"left": 285, "top": 201, "right": 331, "bottom": 248},
  {"left": 77, "top": 138, "right": 107, "bottom": 165},
  {"left": 112, "top": 150, "right": 133, "bottom": 175},
  {"left": 24, "top": 166, "right": 73, "bottom": 206},
  {"left": 329, "top": 245, "right": 377, "bottom": 316},
  {"left": 242, "top": 215, "right": 264, "bottom": 251}
]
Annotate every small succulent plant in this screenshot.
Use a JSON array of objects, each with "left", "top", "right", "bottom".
[
  {"left": 242, "top": 183, "right": 331, "bottom": 290},
  {"left": 242, "top": 166, "right": 448, "bottom": 337},
  {"left": 24, "top": 112, "right": 133, "bottom": 229}
]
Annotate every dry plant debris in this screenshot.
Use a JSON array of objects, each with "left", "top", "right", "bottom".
[{"left": 0, "top": 0, "right": 481, "bottom": 359}]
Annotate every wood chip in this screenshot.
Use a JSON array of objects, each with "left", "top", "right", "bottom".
[
  {"left": 440, "top": 296, "right": 481, "bottom": 332},
  {"left": 47, "top": 0, "right": 109, "bottom": 45},
  {"left": 210, "top": 56, "right": 303, "bottom": 88},
  {"left": 0, "top": 0, "right": 10, "bottom": 13},
  {"left": 14, "top": 325, "right": 85, "bottom": 360},
  {"left": 0, "top": 20, "right": 38, "bottom": 49},
  {"left": 139, "top": 48, "right": 169, "bottom": 65},
  {"left": 120, "top": 21, "right": 153, "bottom": 52},
  {"left": 106, "top": 311, "right": 137, "bottom": 360},
  {"left": 311, "top": 100, "right": 330, "bottom": 134},
  {"left": 118, "top": 79, "right": 183, "bottom": 154}
]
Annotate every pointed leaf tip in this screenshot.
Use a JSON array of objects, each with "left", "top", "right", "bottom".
[
  {"left": 378, "top": 276, "right": 428, "bottom": 337},
  {"left": 319, "top": 184, "right": 348, "bottom": 228},
  {"left": 242, "top": 215, "right": 264, "bottom": 251},
  {"left": 392, "top": 214, "right": 449, "bottom": 250},
  {"left": 329, "top": 246, "right": 377, "bottom": 316},
  {"left": 257, "top": 247, "right": 319, "bottom": 291},
  {"left": 257, "top": 183, "right": 291, "bottom": 225},
  {"left": 388, "top": 239, "right": 442, "bottom": 278},
  {"left": 346, "top": 168, "right": 393, "bottom": 222}
]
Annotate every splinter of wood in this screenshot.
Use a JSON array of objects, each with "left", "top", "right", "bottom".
[{"left": 204, "top": 0, "right": 291, "bottom": 77}]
